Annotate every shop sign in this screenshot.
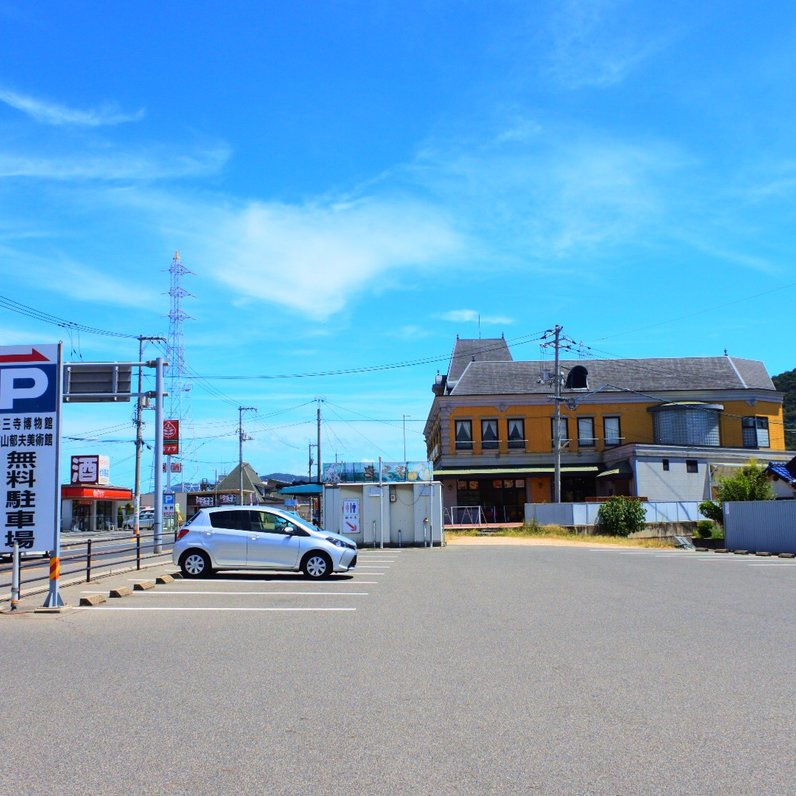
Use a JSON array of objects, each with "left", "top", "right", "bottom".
[
  {"left": 70, "top": 454, "right": 110, "bottom": 485},
  {"left": 163, "top": 419, "right": 179, "bottom": 455},
  {"left": 0, "top": 345, "right": 60, "bottom": 556}
]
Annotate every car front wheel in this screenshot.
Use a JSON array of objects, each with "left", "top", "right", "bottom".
[
  {"left": 302, "top": 552, "right": 332, "bottom": 579},
  {"left": 180, "top": 550, "right": 212, "bottom": 578}
]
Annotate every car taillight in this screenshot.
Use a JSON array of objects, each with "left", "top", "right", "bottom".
[{"left": 176, "top": 528, "right": 190, "bottom": 540}]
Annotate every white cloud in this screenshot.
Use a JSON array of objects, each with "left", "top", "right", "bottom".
[
  {"left": 0, "top": 87, "right": 144, "bottom": 126},
  {"left": 167, "top": 195, "right": 464, "bottom": 320},
  {"left": 438, "top": 309, "right": 513, "bottom": 325},
  {"left": 0, "top": 245, "right": 161, "bottom": 309},
  {"left": 547, "top": 0, "right": 671, "bottom": 89},
  {"left": 0, "top": 144, "right": 230, "bottom": 181}
]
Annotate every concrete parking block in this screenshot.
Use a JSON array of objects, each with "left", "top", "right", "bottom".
[
  {"left": 754, "top": 551, "right": 772, "bottom": 557},
  {"left": 733, "top": 550, "right": 750, "bottom": 555},
  {"left": 79, "top": 594, "right": 107, "bottom": 607},
  {"left": 133, "top": 581, "right": 155, "bottom": 591},
  {"left": 777, "top": 552, "right": 796, "bottom": 559},
  {"left": 109, "top": 587, "right": 133, "bottom": 598},
  {"left": 155, "top": 574, "right": 175, "bottom": 584}
]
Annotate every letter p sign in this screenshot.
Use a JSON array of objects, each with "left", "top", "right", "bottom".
[{"left": 0, "top": 366, "right": 56, "bottom": 412}]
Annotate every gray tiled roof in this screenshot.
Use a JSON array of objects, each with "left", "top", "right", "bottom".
[
  {"left": 447, "top": 337, "right": 512, "bottom": 383},
  {"left": 449, "top": 356, "right": 776, "bottom": 395}
]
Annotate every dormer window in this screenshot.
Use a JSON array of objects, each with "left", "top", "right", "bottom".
[{"left": 565, "top": 365, "right": 588, "bottom": 390}]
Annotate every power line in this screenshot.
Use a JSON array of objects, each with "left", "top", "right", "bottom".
[
  {"left": 180, "top": 331, "right": 548, "bottom": 381},
  {"left": 0, "top": 294, "right": 138, "bottom": 339}
]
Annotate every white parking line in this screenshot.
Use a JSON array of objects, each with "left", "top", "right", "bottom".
[
  {"left": 75, "top": 606, "right": 357, "bottom": 612},
  {"left": 128, "top": 578, "right": 379, "bottom": 584},
  {"left": 124, "top": 590, "right": 369, "bottom": 596}
]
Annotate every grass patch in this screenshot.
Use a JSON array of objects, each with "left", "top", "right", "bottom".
[{"left": 446, "top": 522, "right": 672, "bottom": 548}]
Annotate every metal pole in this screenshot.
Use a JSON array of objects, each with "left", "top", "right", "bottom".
[
  {"left": 553, "top": 325, "right": 562, "bottom": 504},
  {"left": 403, "top": 414, "right": 408, "bottom": 464},
  {"left": 43, "top": 342, "right": 64, "bottom": 609},
  {"left": 316, "top": 400, "right": 322, "bottom": 526},
  {"left": 133, "top": 336, "right": 144, "bottom": 536},
  {"left": 379, "top": 455, "right": 384, "bottom": 549},
  {"left": 10, "top": 542, "right": 20, "bottom": 610},
  {"left": 86, "top": 538, "right": 92, "bottom": 583},
  {"left": 153, "top": 357, "right": 164, "bottom": 554},
  {"left": 238, "top": 406, "right": 256, "bottom": 505}
]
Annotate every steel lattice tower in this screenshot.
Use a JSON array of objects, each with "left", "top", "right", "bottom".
[{"left": 166, "top": 251, "right": 194, "bottom": 481}]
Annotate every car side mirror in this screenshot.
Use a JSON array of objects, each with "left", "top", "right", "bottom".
[{"left": 284, "top": 523, "right": 296, "bottom": 535}]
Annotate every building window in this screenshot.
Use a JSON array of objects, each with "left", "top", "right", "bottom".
[
  {"left": 686, "top": 460, "right": 698, "bottom": 473},
  {"left": 481, "top": 418, "right": 499, "bottom": 450},
  {"left": 662, "top": 459, "right": 670, "bottom": 471},
  {"left": 742, "top": 416, "right": 770, "bottom": 448},
  {"left": 652, "top": 405, "right": 721, "bottom": 446},
  {"left": 565, "top": 365, "right": 589, "bottom": 389},
  {"left": 551, "top": 417, "right": 570, "bottom": 449},
  {"left": 507, "top": 418, "right": 525, "bottom": 450},
  {"left": 455, "top": 419, "right": 473, "bottom": 451},
  {"left": 577, "top": 417, "right": 595, "bottom": 447},
  {"left": 604, "top": 416, "right": 621, "bottom": 447}
]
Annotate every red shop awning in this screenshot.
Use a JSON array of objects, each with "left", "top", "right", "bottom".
[{"left": 61, "top": 485, "right": 133, "bottom": 501}]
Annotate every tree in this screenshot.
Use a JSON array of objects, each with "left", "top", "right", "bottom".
[
  {"left": 597, "top": 496, "right": 646, "bottom": 536},
  {"left": 699, "top": 460, "right": 774, "bottom": 525}
]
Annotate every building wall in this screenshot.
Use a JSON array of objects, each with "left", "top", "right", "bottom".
[
  {"left": 634, "top": 457, "right": 710, "bottom": 502},
  {"left": 438, "top": 398, "right": 785, "bottom": 458},
  {"left": 323, "top": 482, "right": 443, "bottom": 546}
]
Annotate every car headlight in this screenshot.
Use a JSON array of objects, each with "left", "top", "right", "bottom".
[{"left": 326, "top": 536, "right": 346, "bottom": 548}]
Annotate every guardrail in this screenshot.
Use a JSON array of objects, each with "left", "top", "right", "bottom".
[{"left": 0, "top": 530, "right": 175, "bottom": 603}]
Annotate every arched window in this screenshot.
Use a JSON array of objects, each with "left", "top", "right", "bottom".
[{"left": 565, "top": 365, "right": 588, "bottom": 390}]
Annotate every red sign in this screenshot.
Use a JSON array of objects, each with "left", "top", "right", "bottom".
[{"left": 163, "top": 419, "right": 179, "bottom": 455}]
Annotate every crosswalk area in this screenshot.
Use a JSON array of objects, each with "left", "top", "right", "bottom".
[{"left": 74, "top": 549, "right": 403, "bottom": 614}]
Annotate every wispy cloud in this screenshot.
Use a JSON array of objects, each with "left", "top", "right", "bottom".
[
  {"left": 0, "top": 144, "right": 230, "bottom": 181},
  {"left": 0, "top": 244, "right": 161, "bottom": 309},
  {"left": 438, "top": 309, "right": 513, "bottom": 325},
  {"left": 0, "top": 87, "right": 144, "bottom": 126},
  {"left": 126, "top": 191, "right": 465, "bottom": 320},
  {"left": 547, "top": 0, "right": 671, "bottom": 89}
]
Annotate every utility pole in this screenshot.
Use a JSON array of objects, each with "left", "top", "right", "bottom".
[
  {"left": 541, "top": 325, "right": 567, "bottom": 504},
  {"left": 308, "top": 443, "right": 316, "bottom": 481},
  {"left": 316, "top": 399, "right": 322, "bottom": 484},
  {"left": 552, "top": 325, "right": 562, "bottom": 503},
  {"left": 238, "top": 406, "right": 256, "bottom": 505},
  {"left": 403, "top": 414, "right": 410, "bottom": 463},
  {"left": 133, "top": 336, "right": 166, "bottom": 534}
]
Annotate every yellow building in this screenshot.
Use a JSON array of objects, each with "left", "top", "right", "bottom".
[{"left": 424, "top": 338, "right": 790, "bottom": 523}]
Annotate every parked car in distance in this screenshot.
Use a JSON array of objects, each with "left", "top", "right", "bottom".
[
  {"left": 123, "top": 510, "right": 155, "bottom": 531},
  {"left": 172, "top": 506, "right": 358, "bottom": 579}
]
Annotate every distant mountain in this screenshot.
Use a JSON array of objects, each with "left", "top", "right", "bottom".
[
  {"left": 772, "top": 368, "right": 796, "bottom": 451},
  {"left": 262, "top": 472, "right": 305, "bottom": 484}
]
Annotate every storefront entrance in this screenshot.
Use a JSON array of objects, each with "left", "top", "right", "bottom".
[{"left": 456, "top": 478, "right": 527, "bottom": 523}]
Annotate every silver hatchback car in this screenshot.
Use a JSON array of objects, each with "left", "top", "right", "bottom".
[{"left": 172, "top": 506, "right": 358, "bottom": 579}]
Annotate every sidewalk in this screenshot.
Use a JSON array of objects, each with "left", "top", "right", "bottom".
[{"left": 0, "top": 557, "right": 181, "bottom": 615}]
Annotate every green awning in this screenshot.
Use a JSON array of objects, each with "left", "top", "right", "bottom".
[
  {"left": 434, "top": 466, "right": 600, "bottom": 476},
  {"left": 278, "top": 484, "right": 324, "bottom": 495}
]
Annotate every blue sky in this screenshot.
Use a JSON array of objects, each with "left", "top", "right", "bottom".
[{"left": 1, "top": 0, "right": 794, "bottom": 488}]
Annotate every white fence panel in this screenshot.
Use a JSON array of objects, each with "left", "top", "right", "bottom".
[
  {"left": 724, "top": 500, "right": 796, "bottom": 553},
  {"left": 525, "top": 501, "right": 701, "bottom": 527}
]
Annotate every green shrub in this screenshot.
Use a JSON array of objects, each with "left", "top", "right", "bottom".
[
  {"left": 695, "top": 520, "right": 715, "bottom": 538},
  {"left": 596, "top": 496, "right": 646, "bottom": 537},
  {"left": 699, "top": 500, "right": 723, "bottom": 525}
]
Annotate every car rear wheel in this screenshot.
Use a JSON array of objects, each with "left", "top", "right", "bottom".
[
  {"left": 180, "top": 550, "right": 212, "bottom": 578},
  {"left": 302, "top": 551, "right": 332, "bottom": 579}
]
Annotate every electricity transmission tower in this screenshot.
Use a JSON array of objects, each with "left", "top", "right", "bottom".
[{"left": 166, "top": 251, "right": 194, "bottom": 491}]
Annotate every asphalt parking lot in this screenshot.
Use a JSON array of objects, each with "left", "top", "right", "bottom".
[{"left": 2, "top": 544, "right": 795, "bottom": 795}]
